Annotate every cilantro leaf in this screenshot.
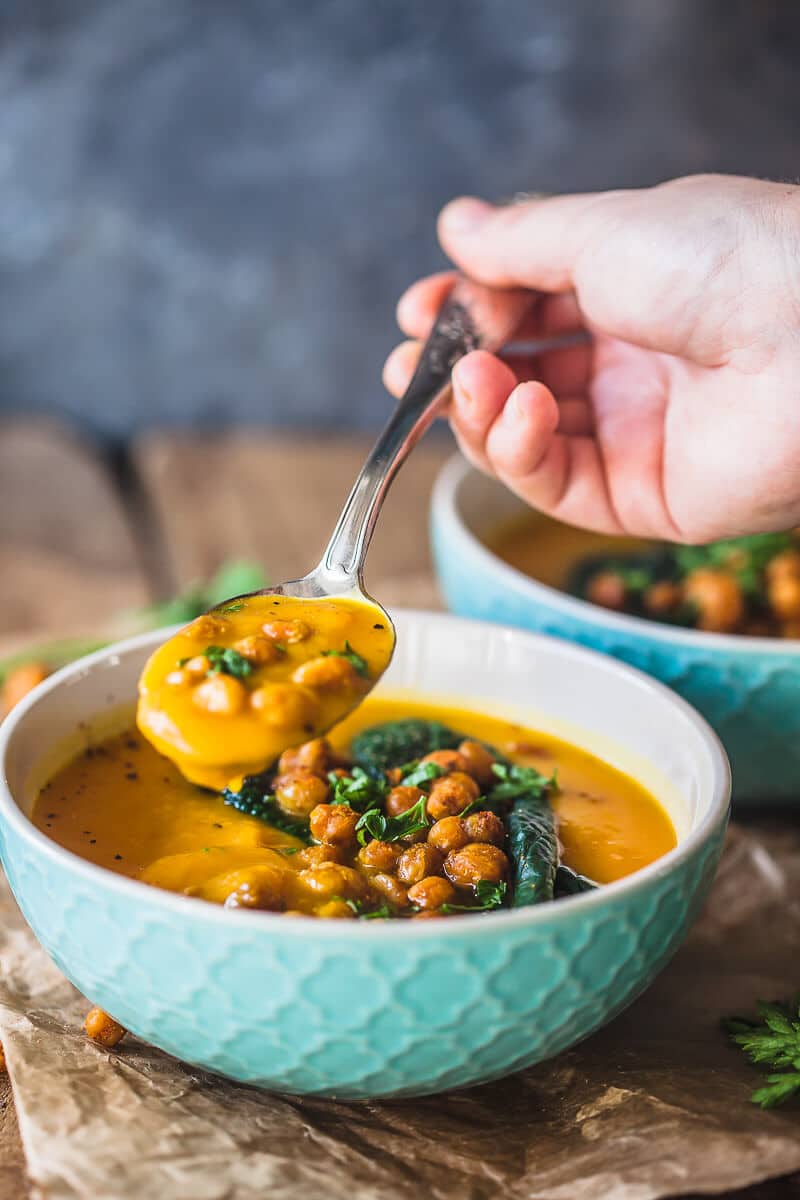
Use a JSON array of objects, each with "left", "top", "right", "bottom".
[
  {"left": 321, "top": 641, "right": 369, "bottom": 678},
  {"left": 342, "top": 897, "right": 393, "bottom": 920}
]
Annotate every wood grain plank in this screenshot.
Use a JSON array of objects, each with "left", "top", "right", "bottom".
[
  {"left": 0, "top": 419, "right": 151, "bottom": 636},
  {"left": 132, "top": 431, "right": 454, "bottom": 611}
]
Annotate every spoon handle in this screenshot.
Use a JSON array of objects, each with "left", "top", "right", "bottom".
[{"left": 319, "top": 278, "right": 535, "bottom": 587}]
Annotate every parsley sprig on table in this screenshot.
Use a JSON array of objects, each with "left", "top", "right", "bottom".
[
  {"left": 321, "top": 641, "right": 369, "bottom": 677},
  {"left": 724, "top": 997, "right": 800, "bottom": 1107}
]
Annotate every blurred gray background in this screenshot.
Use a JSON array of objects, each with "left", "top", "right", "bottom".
[{"left": 1, "top": 0, "right": 799, "bottom": 441}]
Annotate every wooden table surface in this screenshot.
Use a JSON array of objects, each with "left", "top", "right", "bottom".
[{"left": 0, "top": 417, "right": 797, "bottom": 1200}]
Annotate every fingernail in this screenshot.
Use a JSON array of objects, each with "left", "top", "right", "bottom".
[
  {"left": 451, "top": 360, "right": 473, "bottom": 407},
  {"left": 440, "top": 197, "right": 494, "bottom": 235}
]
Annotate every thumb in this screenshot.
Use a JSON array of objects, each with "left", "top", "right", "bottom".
[{"left": 438, "top": 192, "right": 615, "bottom": 293}]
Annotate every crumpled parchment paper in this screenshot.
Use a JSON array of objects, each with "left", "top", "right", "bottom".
[{"left": 1, "top": 820, "right": 799, "bottom": 1200}]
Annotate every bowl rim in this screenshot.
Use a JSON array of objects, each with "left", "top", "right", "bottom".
[
  {"left": 433, "top": 452, "right": 800, "bottom": 656},
  {"left": 0, "top": 611, "right": 730, "bottom": 940}
]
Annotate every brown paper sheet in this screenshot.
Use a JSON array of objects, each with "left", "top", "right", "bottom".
[{"left": 1, "top": 821, "right": 799, "bottom": 1200}]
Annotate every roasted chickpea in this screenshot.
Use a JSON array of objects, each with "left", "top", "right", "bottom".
[
  {"left": 291, "top": 656, "right": 360, "bottom": 690},
  {"left": 412, "top": 909, "right": 446, "bottom": 920},
  {"left": 385, "top": 784, "right": 425, "bottom": 817},
  {"left": 219, "top": 865, "right": 286, "bottom": 911},
  {"left": 428, "top": 815, "right": 470, "bottom": 854},
  {"left": 643, "top": 580, "right": 684, "bottom": 617},
  {"left": 188, "top": 615, "right": 229, "bottom": 640},
  {"left": 261, "top": 618, "right": 312, "bottom": 643},
  {"left": 233, "top": 634, "right": 281, "bottom": 666},
  {"left": 278, "top": 737, "right": 331, "bottom": 777},
  {"left": 407, "top": 876, "right": 457, "bottom": 910},
  {"left": 1, "top": 662, "right": 49, "bottom": 714},
  {"left": 768, "top": 574, "right": 800, "bottom": 621},
  {"left": 457, "top": 740, "right": 496, "bottom": 787},
  {"left": 586, "top": 571, "right": 627, "bottom": 611},
  {"left": 191, "top": 673, "right": 247, "bottom": 715},
  {"left": 309, "top": 802, "right": 359, "bottom": 846},
  {"left": 250, "top": 682, "right": 319, "bottom": 728},
  {"left": 444, "top": 843, "right": 509, "bottom": 889},
  {"left": 781, "top": 620, "right": 800, "bottom": 639},
  {"left": 275, "top": 771, "right": 329, "bottom": 817},
  {"left": 296, "top": 844, "right": 346, "bottom": 868},
  {"left": 297, "top": 863, "right": 369, "bottom": 901},
  {"left": 396, "top": 843, "right": 444, "bottom": 885},
  {"left": 357, "top": 840, "right": 400, "bottom": 873},
  {"left": 421, "top": 749, "right": 468, "bottom": 774},
  {"left": 427, "top": 772, "right": 480, "bottom": 821},
  {"left": 371, "top": 872, "right": 409, "bottom": 908},
  {"left": 463, "top": 810, "right": 506, "bottom": 847},
  {"left": 683, "top": 569, "right": 745, "bottom": 633},
  {"left": 316, "top": 899, "right": 356, "bottom": 919},
  {"left": 84, "top": 1007, "right": 126, "bottom": 1048},
  {"left": 766, "top": 549, "right": 800, "bottom": 583}
]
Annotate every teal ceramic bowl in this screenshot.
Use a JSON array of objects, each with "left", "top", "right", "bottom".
[
  {"left": 432, "top": 454, "right": 800, "bottom": 805},
  {"left": 0, "top": 611, "right": 729, "bottom": 1098}
]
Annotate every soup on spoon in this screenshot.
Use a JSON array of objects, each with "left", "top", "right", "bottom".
[{"left": 137, "top": 595, "right": 394, "bottom": 790}]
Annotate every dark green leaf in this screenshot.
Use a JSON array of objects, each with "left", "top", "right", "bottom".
[
  {"left": 351, "top": 719, "right": 463, "bottom": 775},
  {"left": 222, "top": 777, "right": 312, "bottom": 842}
]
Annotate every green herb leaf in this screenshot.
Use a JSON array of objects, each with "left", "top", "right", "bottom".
[
  {"left": 400, "top": 761, "right": 445, "bottom": 789},
  {"left": 328, "top": 767, "right": 388, "bottom": 813},
  {"left": 355, "top": 794, "right": 431, "bottom": 846},
  {"left": 441, "top": 880, "right": 507, "bottom": 913},
  {"left": 489, "top": 762, "right": 557, "bottom": 803},
  {"left": 723, "top": 997, "right": 800, "bottom": 1107},
  {"left": 202, "top": 645, "right": 253, "bottom": 680},
  {"left": 343, "top": 898, "right": 394, "bottom": 920},
  {"left": 321, "top": 641, "right": 369, "bottom": 678}
]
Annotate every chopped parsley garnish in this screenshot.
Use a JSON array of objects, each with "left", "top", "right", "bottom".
[
  {"left": 342, "top": 898, "right": 393, "bottom": 920},
  {"left": 328, "top": 767, "right": 388, "bottom": 813},
  {"left": 321, "top": 641, "right": 369, "bottom": 677},
  {"left": 355, "top": 794, "right": 431, "bottom": 846},
  {"left": 217, "top": 600, "right": 245, "bottom": 614},
  {"left": 198, "top": 645, "right": 254, "bottom": 680},
  {"left": 489, "top": 762, "right": 557, "bottom": 803},
  {"left": 441, "top": 880, "right": 507, "bottom": 914},
  {"left": 399, "top": 761, "right": 445, "bottom": 789}
]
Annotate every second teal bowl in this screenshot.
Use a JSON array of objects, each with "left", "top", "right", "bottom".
[{"left": 431, "top": 455, "right": 800, "bottom": 805}]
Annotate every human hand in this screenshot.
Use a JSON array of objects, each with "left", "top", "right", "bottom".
[{"left": 384, "top": 175, "right": 800, "bottom": 542}]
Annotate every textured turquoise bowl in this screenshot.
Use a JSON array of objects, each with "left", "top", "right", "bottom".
[
  {"left": 432, "top": 454, "right": 800, "bottom": 805},
  {"left": 0, "top": 612, "right": 729, "bottom": 1098}
]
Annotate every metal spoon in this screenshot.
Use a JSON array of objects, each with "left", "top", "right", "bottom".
[{"left": 228, "top": 277, "right": 535, "bottom": 618}]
